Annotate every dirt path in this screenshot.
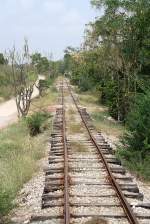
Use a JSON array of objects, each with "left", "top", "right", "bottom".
[{"left": 0, "top": 75, "right": 45, "bottom": 129}]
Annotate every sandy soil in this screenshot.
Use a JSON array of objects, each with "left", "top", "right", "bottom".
[{"left": 0, "top": 75, "right": 45, "bottom": 129}]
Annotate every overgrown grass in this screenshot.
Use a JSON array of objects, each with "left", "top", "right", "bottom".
[{"left": 0, "top": 120, "right": 50, "bottom": 216}]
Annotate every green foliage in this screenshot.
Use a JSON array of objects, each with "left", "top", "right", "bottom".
[
  {"left": 117, "top": 90, "right": 150, "bottom": 180},
  {"left": 26, "top": 111, "right": 51, "bottom": 136},
  {"left": 122, "top": 90, "right": 150, "bottom": 157},
  {"left": 38, "top": 77, "right": 56, "bottom": 96},
  {"left": 49, "top": 60, "right": 64, "bottom": 77},
  {"left": 64, "top": 0, "right": 150, "bottom": 122},
  {"left": 117, "top": 150, "right": 150, "bottom": 181},
  {"left": 31, "top": 53, "right": 49, "bottom": 74}
]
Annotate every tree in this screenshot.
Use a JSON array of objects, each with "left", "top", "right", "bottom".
[
  {"left": 31, "top": 53, "right": 49, "bottom": 74},
  {"left": 9, "top": 39, "right": 37, "bottom": 117}
]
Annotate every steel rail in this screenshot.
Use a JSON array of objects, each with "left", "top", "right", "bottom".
[
  {"left": 61, "top": 81, "right": 70, "bottom": 224},
  {"left": 66, "top": 80, "right": 139, "bottom": 224}
]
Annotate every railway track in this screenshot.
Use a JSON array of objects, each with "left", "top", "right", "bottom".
[{"left": 30, "top": 80, "right": 150, "bottom": 224}]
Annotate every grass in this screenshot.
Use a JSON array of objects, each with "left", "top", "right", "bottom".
[
  {"left": 92, "top": 111, "right": 125, "bottom": 138},
  {"left": 29, "top": 85, "right": 58, "bottom": 113},
  {"left": 0, "top": 120, "right": 50, "bottom": 216},
  {"left": 79, "top": 92, "right": 99, "bottom": 106},
  {"left": 70, "top": 141, "right": 87, "bottom": 152}
]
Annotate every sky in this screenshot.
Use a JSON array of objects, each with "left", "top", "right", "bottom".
[{"left": 0, "top": 0, "right": 99, "bottom": 60}]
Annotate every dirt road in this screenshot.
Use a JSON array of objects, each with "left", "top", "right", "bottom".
[{"left": 0, "top": 75, "right": 45, "bottom": 129}]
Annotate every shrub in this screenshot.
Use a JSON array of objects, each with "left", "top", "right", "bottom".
[
  {"left": 26, "top": 111, "right": 51, "bottom": 136},
  {"left": 122, "top": 90, "right": 150, "bottom": 157},
  {"left": 117, "top": 90, "right": 150, "bottom": 180}
]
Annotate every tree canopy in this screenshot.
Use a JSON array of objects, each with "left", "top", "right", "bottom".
[{"left": 63, "top": 0, "right": 150, "bottom": 122}]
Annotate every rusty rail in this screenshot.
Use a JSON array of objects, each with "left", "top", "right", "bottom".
[
  {"left": 61, "top": 81, "right": 70, "bottom": 224},
  {"left": 65, "top": 80, "right": 139, "bottom": 224}
]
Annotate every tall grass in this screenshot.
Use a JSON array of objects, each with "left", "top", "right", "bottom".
[{"left": 0, "top": 120, "right": 49, "bottom": 215}]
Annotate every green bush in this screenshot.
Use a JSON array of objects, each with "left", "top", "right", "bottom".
[
  {"left": 122, "top": 90, "right": 150, "bottom": 157},
  {"left": 26, "top": 111, "right": 51, "bottom": 136},
  {"left": 117, "top": 150, "right": 150, "bottom": 181},
  {"left": 117, "top": 90, "right": 150, "bottom": 180}
]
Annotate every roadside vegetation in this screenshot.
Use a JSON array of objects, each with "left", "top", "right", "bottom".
[
  {"left": 62, "top": 0, "right": 150, "bottom": 180},
  {"left": 117, "top": 91, "right": 150, "bottom": 181},
  {"left": 0, "top": 75, "right": 58, "bottom": 219},
  {"left": 0, "top": 117, "right": 50, "bottom": 216}
]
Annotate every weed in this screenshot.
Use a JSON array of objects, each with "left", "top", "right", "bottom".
[{"left": 25, "top": 111, "right": 51, "bottom": 136}]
